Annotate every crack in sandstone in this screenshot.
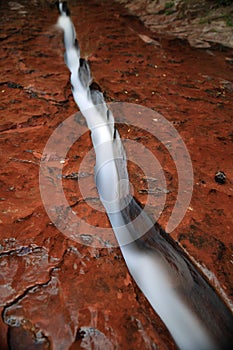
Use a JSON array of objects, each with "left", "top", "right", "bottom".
[{"left": 1, "top": 247, "right": 68, "bottom": 321}]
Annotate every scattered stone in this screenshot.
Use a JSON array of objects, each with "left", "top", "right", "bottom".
[
  {"left": 7, "top": 81, "right": 23, "bottom": 89},
  {"left": 138, "top": 34, "right": 160, "bottom": 46},
  {"left": 225, "top": 57, "right": 233, "bottom": 65},
  {"left": 188, "top": 38, "right": 211, "bottom": 49},
  {"left": 215, "top": 171, "right": 226, "bottom": 184}
]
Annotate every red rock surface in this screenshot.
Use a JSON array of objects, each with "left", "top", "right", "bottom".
[{"left": 0, "top": 0, "right": 232, "bottom": 349}]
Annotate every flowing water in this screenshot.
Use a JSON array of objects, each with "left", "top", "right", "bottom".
[
  {"left": 0, "top": 1, "right": 233, "bottom": 349},
  {"left": 56, "top": 2, "right": 233, "bottom": 349}
]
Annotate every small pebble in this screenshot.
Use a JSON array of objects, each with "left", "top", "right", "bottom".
[{"left": 215, "top": 171, "right": 226, "bottom": 184}]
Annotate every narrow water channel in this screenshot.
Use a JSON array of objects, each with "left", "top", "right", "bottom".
[{"left": 0, "top": 1, "right": 233, "bottom": 349}]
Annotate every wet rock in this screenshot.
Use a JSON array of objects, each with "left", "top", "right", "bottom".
[
  {"left": 3, "top": 250, "right": 177, "bottom": 349},
  {"left": 69, "top": 327, "right": 116, "bottom": 350},
  {"left": 0, "top": 246, "right": 54, "bottom": 307},
  {"left": 8, "top": 324, "right": 50, "bottom": 350},
  {"left": 0, "top": 0, "right": 233, "bottom": 349},
  {"left": 0, "top": 314, "right": 8, "bottom": 350}
]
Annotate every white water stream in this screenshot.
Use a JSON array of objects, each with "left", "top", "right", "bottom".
[{"left": 56, "top": 3, "right": 233, "bottom": 349}]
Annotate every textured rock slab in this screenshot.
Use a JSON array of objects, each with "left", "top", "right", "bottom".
[{"left": 115, "top": 0, "right": 233, "bottom": 49}]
